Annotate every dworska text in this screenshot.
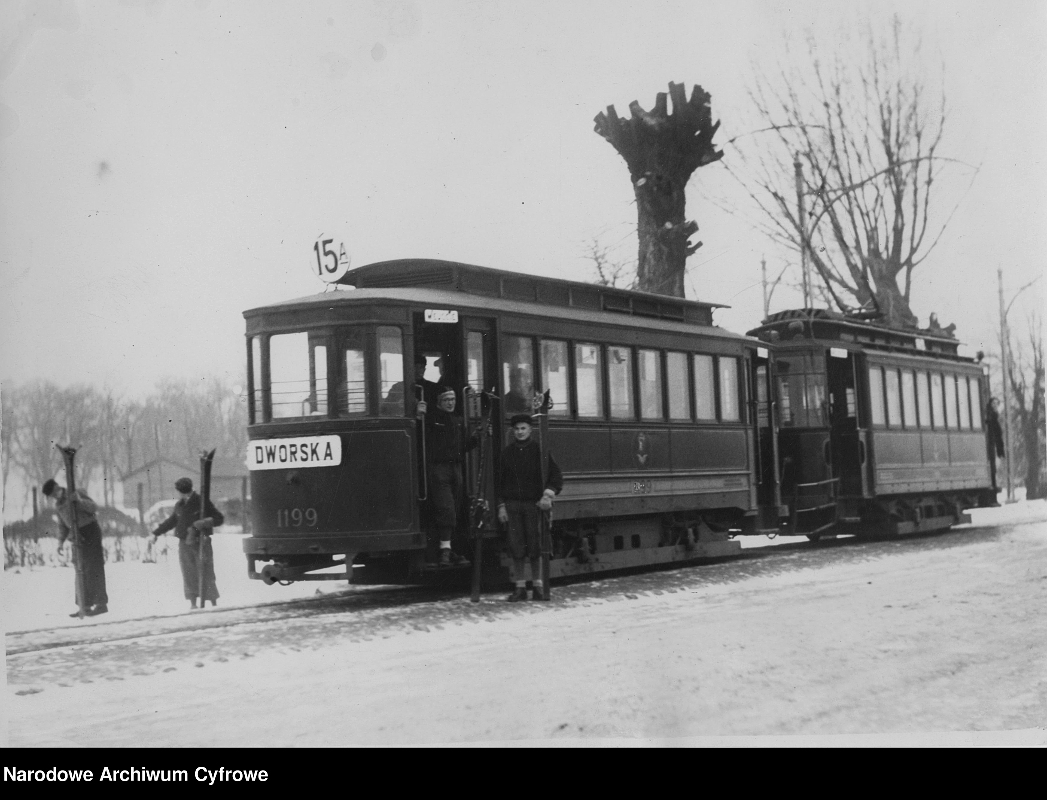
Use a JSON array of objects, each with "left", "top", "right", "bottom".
[{"left": 247, "top": 434, "right": 342, "bottom": 471}]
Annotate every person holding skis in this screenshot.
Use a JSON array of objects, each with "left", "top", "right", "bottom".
[
  {"left": 43, "top": 478, "right": 109, "bottom": 617},
  {"left": 150, "top": 477, "right": 224, "bottom": 610},
  {"left": 496, "top": 414, "right": 563, "bottom": 601}
]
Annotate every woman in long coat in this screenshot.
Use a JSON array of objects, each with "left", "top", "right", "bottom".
[{"left": 150, "top": 477, "right": 224, "bottom": 609}]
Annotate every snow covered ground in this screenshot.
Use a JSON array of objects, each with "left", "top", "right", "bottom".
[
  {"left": 5, "top": 499, "right": 1047, "bottom": 747},
  {"left": 1, "top": 528, "right": 350, "bottom": 634}
]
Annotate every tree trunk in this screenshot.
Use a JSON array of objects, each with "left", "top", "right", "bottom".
[{"left": 595, "top": 82, "right": 722, "bottom": 299}]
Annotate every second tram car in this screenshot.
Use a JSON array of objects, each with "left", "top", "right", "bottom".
[{"left": 241, "top": 258, "right": 997, "bottom": 588}]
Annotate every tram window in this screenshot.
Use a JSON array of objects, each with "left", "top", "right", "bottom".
[
  {"left": 944, "top": 374, "right": 959, "bottom": 429},
  {"left": 958, "top": 375, "right": 972, "bottom": 429},
  {"left": 777, "top": 357, "right": 824, "bottom": 427},
  {"left": 608, "top": 346, "right": 635, "bottom": 419},
  {"left": 694, "top": 354, "right": 716, "bottom": 420},
  {"left": 666, "top": 351, "right": 690, "bottom": 420},
  {"left": 268, "top": 332, "right": 327, "bottom": 419},
  {"left": 337, "top": 328, "right": 368, "bottom": 416},
  {"left": 755, "top": 364, "right": 770, "bottom": 427},
  {"left": 804, "top": 372, "right": 826, "bottom": 427},
  {"left": 639, "top": 349, "right": 665, "bottom": 420},
  {"left": 868, "top": 366, "right": 886, "bottom": 426},
  {"left": 503, "top": 336, "right": 535, "bottom": 415},
  {"left": 574, "top": 343, "right": 604, "bottom": 418},
  {"left": 884, "top": 369, "right": 902, "bottom": 428},
  {"left": 900, "top": 370, "right": 917, "bottom": 428},
  {"left": 930, "top": 372, "right": 945, "bottom": 429},
  {"left": 466, "top": 331, "right": 485, "bottom": 395},
  {"left": 377, "top": 326, "right": 404, "bottom": 417},
  {"left": 916, "top": 370, "right": 931, "bottom": 429},
  {"left": 250, "top": 336, "right": 263, "bottom": 424},
  {"left": 539, "top": 339, "right": 570, "bottom": 417},
  {"left": 719, "top": 356, "right": 740, "bottom": 421},
  {"left": 970, "top": 379, "right": 983, "bottom": 429}
]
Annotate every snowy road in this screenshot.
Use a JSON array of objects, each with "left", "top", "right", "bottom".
[{"left": 5, "top": 505, "right": 1047, "bottom": 746}]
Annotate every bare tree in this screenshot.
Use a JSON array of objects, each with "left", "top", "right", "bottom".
[
  {"left": 1, "top": 382, "right": 15, "bottom": 499},
  {"left": 594, "top": 82, "right": 723, "bottom": 297},
  {"left": 729, "top": 16, "right": 971, "bottom": 328},
  {"left": 585, "top": 236, "right": 636, "bottom": 289},
  {"left": 1007, "top": 314, "right": 1045, "bottom": 500}
]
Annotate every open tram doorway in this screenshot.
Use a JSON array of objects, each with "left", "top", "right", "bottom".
[
  {"left": 410, "top": 311, "right": 500, "bottom": 566},
  {"left": 826, "top": 348, "right": 870, "bottom": 499}
]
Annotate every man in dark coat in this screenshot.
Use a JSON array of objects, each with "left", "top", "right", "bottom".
[
  {"left": 381, "top": 352, "right": 445, "bottom": 415},
  {"left": 150, "top": 477, "right": 224, "bottom": 610},
  {"left": 496, "top": 414, "right": 563, "bottom": 601},
  {"left": 417, "top": 386, "right": 479, "bottom": 566},
  {"left": 986, "top": 397, "right": 1006, "bottom": 491},
  {"left": 43, "top": 478, "right": 109, "bottom": 617}
]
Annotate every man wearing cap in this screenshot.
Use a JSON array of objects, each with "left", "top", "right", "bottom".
[
  {"left": 416, "top": 387, "right": 479, "bottom": 566},
  {"left": 496, "top": 414, "right": 563, "bottom": 601},
  {"left": 43, "top": 478, "right": 109, "bottom": 617},
  {"left": 150, "top": 477, "right": 225, "bottom": 610}
]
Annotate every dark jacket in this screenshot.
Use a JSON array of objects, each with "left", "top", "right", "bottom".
[
  {"left": 424, "top": 407, "right": 479, "bottom": 464},
  {"left": 497, "top": 438, "right": 563, "bottom": 504},
  {"left": 153, "top": 492, "right": 225, "bottom": 539}
]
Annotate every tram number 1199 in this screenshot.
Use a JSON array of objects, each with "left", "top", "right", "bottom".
[{"left": 276, "top": 508, "right": 318, "bottom": 528}]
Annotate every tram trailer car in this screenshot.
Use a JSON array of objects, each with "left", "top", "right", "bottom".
[
  {"left": 747, "top": 309, "right": 998, "bottom": 540},
  {"left": 241, "top": 259, "right": 785, "bottom": 587}
]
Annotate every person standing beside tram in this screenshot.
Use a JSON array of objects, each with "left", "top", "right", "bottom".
[
  {"left": 496, "top": 414, "right": 563, "bottom": 601},
  {"left": 150, "top": 477, "right": 224, "bottom": 610},
  {"left": 43, "top": 478, "right": 109, "bottom": 617}
]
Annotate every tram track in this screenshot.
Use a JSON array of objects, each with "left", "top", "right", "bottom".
[{"left": 6, "top": 525, "right": 1002, "bottom": 663}]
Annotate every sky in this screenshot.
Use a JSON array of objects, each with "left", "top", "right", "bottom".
[{"left": 1, "top": 0, "right": 1045, "bottom": 401}]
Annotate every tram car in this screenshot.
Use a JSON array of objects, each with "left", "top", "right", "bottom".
[
  {"left": 747, "top": 309, "right": 998, "bottom": 539},
  {"left": 241, "top": 258, "right": 782, "bottom": 586}
]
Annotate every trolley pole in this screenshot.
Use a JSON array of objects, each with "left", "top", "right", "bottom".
[{"left": 794, "top": 157, "right": 810, "bottom": 310}]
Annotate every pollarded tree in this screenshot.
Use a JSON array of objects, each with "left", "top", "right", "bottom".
[
  {"left": 594, "top": 82, "right": 723, "bottom": 297},
  {"left": 730, "top": 16, "right": 967, "bottom": 328}
]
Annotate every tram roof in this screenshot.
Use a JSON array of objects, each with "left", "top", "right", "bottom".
[
  {"left": 246, "top": 258, "right": 752, "bottom": 333},
  {"left": 747, "top": 308, "right": 973, "bottom": 361},
  {"left": 245, "top": 261, "right": 753, "bottom": 343}
]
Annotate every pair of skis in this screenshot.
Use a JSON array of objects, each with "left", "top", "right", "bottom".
[
  {"left": 56, "top": 444, "right": 87, "bottom": 618},
  {"left": 533, "top": 390, "right": 553, "bottom": 602},
  {"left": 467, "top": 388, "right": 496, "bottom": 603},
  {"left": 197, "top": 448, "right": 216, "bottom": 604}
]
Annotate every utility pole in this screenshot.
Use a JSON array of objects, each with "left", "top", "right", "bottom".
[
  {"left": 997, "top": 268, "right": 1012, "bottom": 502},
  {"left": 794, "top": 156, "right": 810, "bottom": 310}
]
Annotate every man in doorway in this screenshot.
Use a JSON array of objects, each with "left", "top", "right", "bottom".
[
  {"left": 382, "top": 352, "right": 447, "bottom": 414},
  {"left": 150, "top": 477, "right": 224, "bottom": 610},
  {"left": 496, "top": 414, "right": 563, "bottom": 601},
  {"left": 417, "top": 387, "right": 478, "bottom": 566},
  {"left": 43, "top": 478, "right": 109, "bottom": 617}
]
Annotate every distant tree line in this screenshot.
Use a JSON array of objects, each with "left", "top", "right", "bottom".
[{"left": 1, "top": 377, "right": 248, "bottom": 514}]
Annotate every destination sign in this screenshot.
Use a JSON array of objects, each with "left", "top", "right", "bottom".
[
  {"left": 424, "top": 309, "right": 458, "bottom": 323},
  {"left": 248, "top": 435, "right": 342, "bottom": 471}
]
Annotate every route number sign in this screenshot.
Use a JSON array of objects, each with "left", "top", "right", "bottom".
[{"left": 313, "top": 234, "right": 351, "bottom": 283}]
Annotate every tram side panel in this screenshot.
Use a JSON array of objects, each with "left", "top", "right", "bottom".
[{"left": 246, "top": 426, "right": 421, "bottom": 566}]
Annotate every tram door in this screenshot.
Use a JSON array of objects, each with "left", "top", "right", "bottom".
[
  {"left": 826, "top": 348, "right": 869, "bottom": 497},
  {"left": 410, "top": 311, "right": 499, "bottom": 532},
  {"left": 751, "top": 349, "right": 782, "bottom": 530}
]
